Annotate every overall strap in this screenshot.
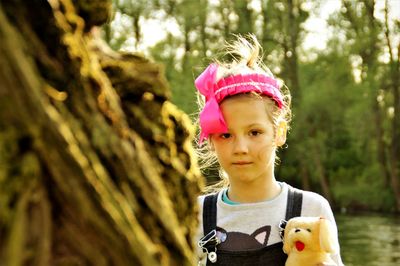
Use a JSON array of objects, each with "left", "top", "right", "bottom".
[
  {"left": 200, "top": 193, "right": 219, "bottom": 263},
  {"left": 285, "top": 186, "right": 303, "bottom": 220},
  {"left": 203, "top": 193, "right": 219, "bottom": 236}
]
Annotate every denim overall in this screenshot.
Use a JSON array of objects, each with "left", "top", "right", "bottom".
[{"left": 200, "top": 187, "right": 303, "bottom": 266}]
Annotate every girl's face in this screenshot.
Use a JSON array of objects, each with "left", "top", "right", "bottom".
[{"left": 210, "top": 95, "right": 280, "bottom": 187}]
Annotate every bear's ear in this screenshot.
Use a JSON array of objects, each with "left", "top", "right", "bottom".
[
  {"left": 319, "top": 218, "right": 339, "bottom": 253},
  {"left": 282, "top": 220, "right": 294, "bottom": 254}
]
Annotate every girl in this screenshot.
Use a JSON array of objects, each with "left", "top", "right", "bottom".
[{"left": 195, "top": 35, "right": 343, "bottom": 266}]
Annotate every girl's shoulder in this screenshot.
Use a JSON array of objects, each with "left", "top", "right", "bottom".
[
  {"left": 284, "top": 184, "right": 334, "bottom": 218},
  {"left": 284, "top": 183, "right": 329, "bottom": 204},
  {"left": 197, "top": 190, "right": 222, "bottom": 208}
]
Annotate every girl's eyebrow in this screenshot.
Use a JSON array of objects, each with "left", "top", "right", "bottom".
[
  {"left": 225, "top": 123, "right": 267, "bottom": 132},
  {"left": 245, "top": 123, "right": 266, "bottom": 128}
]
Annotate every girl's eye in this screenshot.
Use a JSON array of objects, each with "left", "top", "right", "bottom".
[
  {"left": 220, "top": 133, "right": 231, "bottom": 139},
  {"left": 306, "top": 228, "right": 312, "bottom": 232},
  {"left": 250, "top": 130, "right": 262, "bottom": 136}
]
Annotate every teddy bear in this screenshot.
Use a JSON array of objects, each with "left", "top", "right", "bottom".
[{"left": 282, "top": 216, "right": 339, "bottom": 266}]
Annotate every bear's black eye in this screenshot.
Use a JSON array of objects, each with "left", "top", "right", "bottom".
[{"left": 306, "top": 228, "right": 312, "bottom": 232}]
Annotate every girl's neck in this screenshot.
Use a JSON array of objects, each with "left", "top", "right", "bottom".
[{"left": 227, "top": 179, "right": 281, "bottom": 203}]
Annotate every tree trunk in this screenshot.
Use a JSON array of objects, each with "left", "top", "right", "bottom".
[
  {"left": 312, "top": 142, "right": 333, "bottom": 206},
  {"left": 198, "top": 0, "right": 208, "bottom": 59},
  {"left": 314, "top": 151, "right": 333, "bottom": 205},
  {"left": 299, "top": 161, "right": 311, "bottom": 191},
  {"left": 0, "top": 0, "right": 202, "bottom": 265},
  {"left": 284, "top": 0, "right": 301, "bottom": 100},
  {"left": 218, "top": 0, "right": 233, "bottom": 40},
  {"left": 233, "top": 0, "right": 253, "bottom": 35}
]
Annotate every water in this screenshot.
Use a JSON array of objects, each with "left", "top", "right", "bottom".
[{"left": 336, "top": 213, "right": 400, "bottom": 266}]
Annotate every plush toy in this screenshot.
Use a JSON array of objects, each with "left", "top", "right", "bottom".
[{"left": 283, "top": 217, "right": 339, "bottom": 266}]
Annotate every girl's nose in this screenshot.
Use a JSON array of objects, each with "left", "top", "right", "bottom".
[{"left": 233, "top": 137, "right": 248, "bottom": 154}]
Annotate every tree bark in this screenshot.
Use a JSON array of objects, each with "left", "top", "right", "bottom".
[{"left": 0, "top": 0, "right": 202, "bottom": 265}]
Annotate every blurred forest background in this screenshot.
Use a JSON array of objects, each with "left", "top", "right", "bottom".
[{"left": 102, "top": 0, "right": 400, "bottom": 214}]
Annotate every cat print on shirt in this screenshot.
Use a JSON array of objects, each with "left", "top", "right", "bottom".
[{"left": 216, "top": 225, "right": 271, "bottom": 251}]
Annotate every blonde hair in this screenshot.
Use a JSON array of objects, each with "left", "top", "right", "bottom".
[{"left": 195, "top": 34, "right": 292, "bottom": 193}]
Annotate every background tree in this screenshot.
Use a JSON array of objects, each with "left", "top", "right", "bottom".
[{"left": 334, "top": 0, "right": 400, "bottom": 211}]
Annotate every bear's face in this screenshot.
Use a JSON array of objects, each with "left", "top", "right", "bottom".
[
  {"left": 283, "top": 217, "right": 338, "bottom": 255},
  {"left": 284, "top": 218, "right": 321, "bottom": 253}
]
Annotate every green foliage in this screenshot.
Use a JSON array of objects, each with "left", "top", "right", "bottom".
[
  {"left": 102, "top": 0, "right": 400, "bottom": 213},
  {"left": 333, "top": 164, "right": 396, "bottom": 212}
]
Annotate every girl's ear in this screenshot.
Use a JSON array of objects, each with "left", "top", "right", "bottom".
[{"left": 275, "top": 120, "right": 287, "bottom": 147}]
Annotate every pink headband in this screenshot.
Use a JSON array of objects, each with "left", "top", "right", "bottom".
[{"left": 195, "top": 63, "right": 283, "bottom": 143}]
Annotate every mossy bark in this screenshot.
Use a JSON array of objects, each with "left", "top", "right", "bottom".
[{"left": 0, "top": 0, "right": 202, "bottom": 265}]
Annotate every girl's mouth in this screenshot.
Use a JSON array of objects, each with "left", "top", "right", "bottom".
[{"left": 232, "top": 162, "right": 252, "bottom": 165}]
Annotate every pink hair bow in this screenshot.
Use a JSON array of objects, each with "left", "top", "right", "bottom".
[
  {"left": 195, "top": 63, "right": 284, "bottom": 143},
  {"left": 195, "top": 63, "right": 228, "bottom": 143}
]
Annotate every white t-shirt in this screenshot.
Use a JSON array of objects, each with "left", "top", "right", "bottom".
[{"left": 196, "top": 182, "right": 344, "bottom": 265}]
